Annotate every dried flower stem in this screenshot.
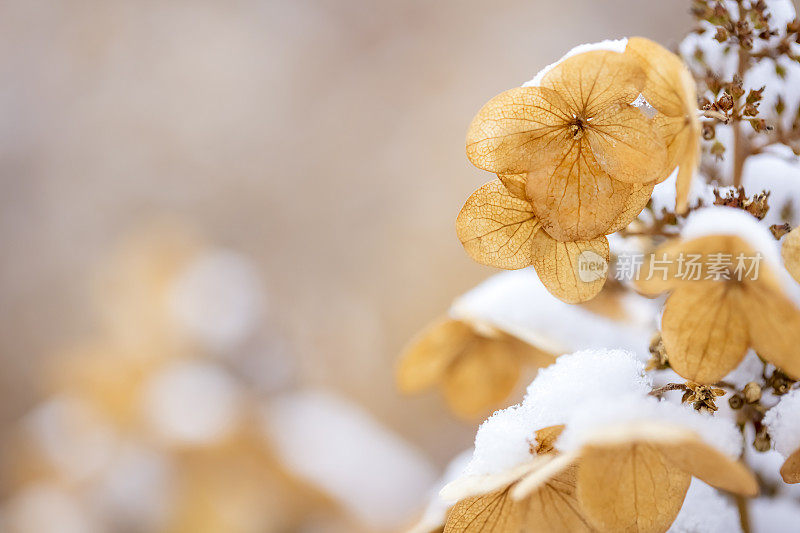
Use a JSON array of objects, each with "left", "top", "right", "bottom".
[
  {"left": 735, "top": 493, "right": 752, "bottom": 533},
  {"left": 732, "top": 46, "right": 750, "bottom": 187},
  {"left": 732, "top": 0, "right": 751, "bottom": 188}
]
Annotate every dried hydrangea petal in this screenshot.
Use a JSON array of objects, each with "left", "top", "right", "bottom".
[
  {"left": 780, "top": 447, "right": 800, "bottom": 484},
  {"left": 466, "top": 87, "right": 570, "bottom": 174},
  {"left": 497, "top": 173, "right": 529, "bottom": 200},
  {"left": 586, "top": 103, "right": 667, "bottom": 185},
  {"left": 606, "top": 181, "right": 656, "bottom": 234},
  {"left": 577, "top": 443, "right": 690, "bottom": 533},
  {"left": 456, "top": 179, "right": 541, "bottom": 269},
  {"left": 396, "top": 318, "right": 473, "bottom": 393},
  {"left": 657, "top": 439, "right": 759, "bottom": 495},
  {"left": 525, "top": 138, "right": 634, "bottom": 241},
  {"left": 442, "top": 338, "right": 521, "bottom": 418},
  {"left": 625, "top": 37, "right": 699, "bottom": 213},
  {"left": 661, "top": 284, "right": 749, "bottom": 384},
  {"left": 743, "top": 281, "right": 800, "bottom": 381},
  {"left": 444, "top": 485, "right": 524, "bottom": 533},
  {"left": 539, "top": 50, "right": 645, "bottom": 118},
  {"left": 782, "top": 226, "right": 800, "bottom": 284},
  {"left": 530, "top": 231, "right": 609, "bottom": 303}
]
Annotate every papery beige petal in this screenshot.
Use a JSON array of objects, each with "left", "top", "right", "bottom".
[
  {"left": 524, "top": 466, "right": 596, "bottom": 533},
  {"left": 441, "top": 459, "right": 547, "bottom": 503},
  {"left": 540, "top": 50, "right": 645, "bottom": 118},
  {"left": 442, "top": 338, "right": 521, "bottom": 418},
  {"left": 444, "top": 486, "right": 524, "bottom": 533},
  {"left": 634, "top": 239, "right": 691, "bottom": 296},
  {"left": 577, "top": 443, "right": 690, "bottom": 533},
  {"left": 526, "top": 138, "right": 633, "bottom": 241},
  {"left": 586, "top": 104, "right": 668, "bottom": 184},
  {"left": 606, "top": 181, "right": 656, "bottom": 234},
  {"left": 396, "top": 318, "right": 473, "bottom": 393},
  {"left": 498, "top": 173, "right": 529, "bottom": 200},
  {"left": 511, "top": 450, "right": 580, "bottom": 500},
  {"left": 674, "top": 125, "right": 699, "bottom": 214},
  {"left": 503, "top": 333, "right": 557, "bottom": 369},
  {"left": 780, "top": 447, "right": 800, "bottom": 484},
  {"left": 625, "top": 37, "right": 699, "bottom": 211},
  {"left": 782, "top": 226, "right": 800, "bottom": 284},
  {"left": 658, "top": 439, "right": 759, "bottom": 495},
  {"left": 466, "top": 87, "right": 570, "bottom": 174},
  {"left": 534, "top": 425, "right": 565, "bottom": 454},
  {"left": 661, "top": 284, "right": 749, "bottom": 384},
  {"left": 456, "top": 179, "right": 541, "bottom": 269},
  {"left": 530, "top": 231, "right": 609, "bottom": 303},
  {"left": 635, "top": 235, "right": 777, "bottom": 296},
  {"left": 743, "top": 281, "right": 800, "bottom": 380},
  {"left": 625, "top": 37, "right": 694, "bottom": 118}
]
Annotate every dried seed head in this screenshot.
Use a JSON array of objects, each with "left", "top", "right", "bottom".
[
  {"left": 743, "top": 382, "right": 762, "bottom": 403},
  {"left": 729, "top": 394, "right": 744, "bottom": 409},
  {"left": 754, "top": 428, "right": 771, "bottom": 452},
  {"left": 717, "top": 93, "right": 734, "bottom": 112}
]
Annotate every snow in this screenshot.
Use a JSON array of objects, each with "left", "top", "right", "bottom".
[
  {"left": 465, "top": 349, "right": 651, "bottom": 476},
  {"left": 261, "top": 390, "right": 436, "bottom": 531},
  {"left": 741, "top": 146, "right": 800, "bottom": 227},
  {"left": 168, "top": 249, "right": 263, "bottom": 353},
  {"left": 751, "top": 496, "right": 800, "bottom": 533},
  {"left": 723, "top": 350, "right": 765, "bottom": 389},
  {"left": 523, "top": 39, "right": 628, "bottom": 87},
  {"left": 667, "top": 479, "right": 741, "bottom": 533},
  {"left": 558, "top": 393, "right": 743, "bottom": 459},
  {"left": 408, "top": 450, "right": 472, "bottom": 533},
  {"left": 649, "top": 169, "right": 716, "bottom": 215},
  {"left": 140, "top": 360, "right": 242, "bottom": 446},
  {"left": 450, "top": 268, "right": 657, "bottom": 358},
  {"left": 764, "top": 388, "right": 800, "bottom": 457}
]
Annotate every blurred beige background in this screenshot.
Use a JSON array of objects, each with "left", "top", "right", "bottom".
[{"left": 0, "top": 0, "right": 693, "bottom": 473}]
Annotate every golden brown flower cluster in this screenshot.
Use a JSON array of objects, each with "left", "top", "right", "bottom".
[
  {"left": 457, "top": 38, "right": 700, "bottom": 303},
  {"left": 442, "top": 421, "right": 757, "bottom": 533}
]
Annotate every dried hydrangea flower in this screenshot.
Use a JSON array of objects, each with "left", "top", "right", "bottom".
[
  {"left": 456, "top": 179, "right": 610, "bottom": 302},
  {"left": 443, "top": 420, "right": 756, "bottom": 533},
  {"left": 509, "top": 421, "right": 756, "bottom": 533},
  {"left": 625, "top": 37, "right": 701, "bottom": 214},
  {"left": 636, "top": 208, "right": 800, "bottom": 384},
  {"left": 442, "top": 426, "right": 594, "bottom": 532},
  {"left": 396, "top": 317, "right": 553, "bottom": 418},
  {"left": 782, "top": 225, "right": 800, "bottom": 284},
  {"left": 459, "top": 46, "right": 670, "bottom": 302}
]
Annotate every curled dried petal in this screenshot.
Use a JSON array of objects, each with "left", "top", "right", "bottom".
[
  {"left": 780, "top": 447, "right": 800, "bottom": 484},
  {"left": 657, "top": 439, "right": 759, "bottom": 496},
  {"left": 782, "top": 226, "right": 800, "bottom": 284},
  {"left": 396, "top": 318, "right": 473, "bottom": 393},
  {"left": 442, "top": 336, "right": 521, "bottom": 418},
  {"left": 498, "top": 173, "right": 529, "bottom": 200},
  {"left": 743, "top": 281, "right": 800, "bottom": 381}
]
